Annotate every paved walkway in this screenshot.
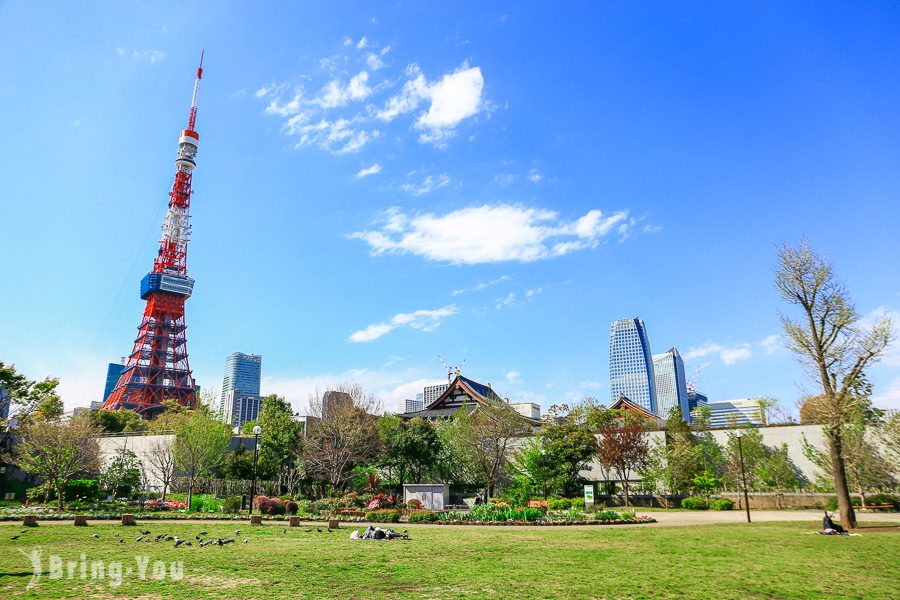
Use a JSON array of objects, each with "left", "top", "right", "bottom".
[{"left": 11, "top": 510, "right": 899, "bottom": 529}]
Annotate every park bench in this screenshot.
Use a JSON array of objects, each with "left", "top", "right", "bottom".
[{"left": 858, "top": 504, "right": 895, "bottom": 511}]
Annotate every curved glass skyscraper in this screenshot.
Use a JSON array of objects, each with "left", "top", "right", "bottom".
[{"left": 609, "top": 318, "right": 657, "bottom": 412}]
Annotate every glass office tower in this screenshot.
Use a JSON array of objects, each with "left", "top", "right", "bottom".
[
  {"left": 609, "top": 318, "right": 657, "bottom": 412},
  {"left": 219, "top": 353, "right": 262, "bottom": 416},
  {"left": 652, "top": 347, "right": 689, "bottom": 421}
]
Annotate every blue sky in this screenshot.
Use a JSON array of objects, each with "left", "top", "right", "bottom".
[{"left": 2, "top": 1, "right": 899, "bottom": 415}]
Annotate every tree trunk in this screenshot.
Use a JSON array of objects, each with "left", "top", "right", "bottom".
[
  {"left": 622, "top": 479, "right": 630, "bottom": 507},
  {"left": 57, "top": 481, "right": 65, "bottom": 511},
  {"left": 828, "top": 426, "right": 857, "bottom": 529},
  {"left": 161, "top": 482, "right": 168, "bottom": 502},
  {"left": 187, "top": 475, "right": 195, "bottom": 512}
]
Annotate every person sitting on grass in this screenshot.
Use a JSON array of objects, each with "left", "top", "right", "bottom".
[{"left": 822, "top": 511, "right": 846, "bottom": 534}]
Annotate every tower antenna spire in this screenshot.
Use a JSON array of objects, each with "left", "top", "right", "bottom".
[{"left": 188, "top": 50, "right": 204, "bottom": 131}]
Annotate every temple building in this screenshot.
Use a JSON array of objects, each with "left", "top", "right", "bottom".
[{"left": 400, "top": 370, "right": 541, "bottom": 425}]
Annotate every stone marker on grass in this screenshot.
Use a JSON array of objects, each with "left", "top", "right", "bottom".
[
  {"left": 250, "top": 515, "right": 262, "bottom": 525},
  {"left": 23, "top": 515, "right": 38, "bottom": 527},
  {"left": 73, "top": 515, "right": 88, "bottom": 526},
  {"left": 121, "top": 514, "right": 136, "bottom": 526},
  {"left": 289, "top": 516, "right": 300, "bottom": 527}
]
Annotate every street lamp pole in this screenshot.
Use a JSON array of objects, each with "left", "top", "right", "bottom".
[
  {"left": 736, "top": 431, "right": 751, "bottom": 523},
  {"left": 250, "top": 425, "right": 262, "bottom": 515}
]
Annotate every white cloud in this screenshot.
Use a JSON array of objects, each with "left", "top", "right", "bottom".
[
  {"left": 317, "top": 71, "right": 372, "bottom": 108},
  {"left": 415, "top": 64, "right": 483, "bottom": 132},
  {"left": 375, "top": 63, "right": 485, "bottom": 145},
  {"left": 349, "top": 205, "right": 633, "bottom": 265},
  {"left": 355, "top": 163, "right": 382, "bottom": 178},
  {"left": 116, "top": 47, "right": 125, "bottom": 57},
  {"left": 494, "top": 173, "right": 518, "bottom": 185},
  {"left": 118, "top": 49, "right": 165, "bottom": 64},
  {"left": 356, "top": 36, "right": 369, "bottom": 49},
  {"left": 286, "top": 117, "right": 379, "bottom": 154},
  {"left": 349, "top": 305, "right": 459, "bottom": 343},
  {"left": 525, "top": 287, "right": 543, "bottom": 298},
  {"left": 452, "top": 275, "right": 511, "bottom": 296},
  {"left": 495, "top": 292, "right": 516, "bottom": 309},
  {"left": 71, "top": 119, "right": 81, "bottom": 128},
  {"left": 526, "top": 168, "right": 543, "bottom": 183},
  {"left": 401, "top": 174, "right": 451, "bottom": 196},
  {"left": 366, "top": 46, "right": 391, "bottom": 71},
  {"left": 505, "top": 370, "right": 522, "bottom": 384},
  {"left": 761, "top": 334, "right": 781, "bottom": 354},
  {"left": 685, "top": 340, "right": 753, "bottom": 365}
]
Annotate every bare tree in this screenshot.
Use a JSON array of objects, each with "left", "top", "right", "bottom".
[
  {"left": 453, "top": 403, "right": 531, "bottom": 499},
  {"left": 775, "top": 239, "right": 894, "bottom": 528},
  {"left": 13, "top": 416, "right": 101, "bottom": 510},
  {"left": 596, "top": 412, "right": 651, "bottom": 507},
  {"left": 145, "top": 437, "right": 177, "bottom": 501},
  {"left": 301, "top": 384, "right": 380, "bottom": 493}
]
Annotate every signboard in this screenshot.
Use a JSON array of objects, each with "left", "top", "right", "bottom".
[{"left": 584, "top": 484, "right": 595, "bottom": 506}]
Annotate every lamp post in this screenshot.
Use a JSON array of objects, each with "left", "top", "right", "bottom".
[
  {"left": 249, "top": 425, "right": 262, "bottom": 515},
  {"left": 735, "top": 430, "right": 751, "bottom": 523}
]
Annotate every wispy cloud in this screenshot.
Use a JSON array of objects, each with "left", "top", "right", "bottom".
[
  {"left": 349, "top": 305, "right": 459, "bottom": 343},
  {"left": 350, "top": 205, "right": 636, "bottom": 265},
  {"left": 506, "top": 370, "right": 522, "bottom": 384},
  {"left": 401, "top": 174, "right": 451, "bottom": 196},
  {"left": 760, "top": 334, "right": 781, "bottom": 354},
  {"left": 495, "top": 292, "right": 516, "bottom": 309},
  {"left": 685, "top": 340, "right": 753, "bottom": 365},
  {"left": 117, "top": 48, "right": 166, "bottom": 64},
  {"left": 452, "top": 275, "right": 511, "bottom": 296},
  {"left": 526, "top": 168, "right": 543, "bottom": 183},
  {"left": 355, "top": 163, "right": 382, "bottom": 178}
]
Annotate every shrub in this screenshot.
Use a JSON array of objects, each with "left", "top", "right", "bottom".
[
  {"left": 259, "top": 497, "right": 286, "bottom": 515},
  {"left": 681, "top": 496, "right": 709, "bottom": 510},
  {"left": 406, "top": 498, "right": 424, "bottom": 510},
  {"left": 862, "top": 494, "right": 899, "bottom": 510},
  {"left": 310, "top": 500, "right": 330, "bottom": 514},
  {"left": 547, "top": 498, "right": 573, "bottom": 510},
  {"left": 285, "top": 500, "right": 299, "bottom": 515},
  {"left": 825, "top": 496, "right": 864, "bottom": 511},
  {"left": 408, "top": 509, "right": 438, "bottom": 523},
  {"left": 190, "top": 494, "right": 221, "bottom": 513},
  {"left": 595, "top": 510, "right": 620, "bottom": 521},
  {"left": 253, "top": 496, "right": 269, "bottom": 510},
  {"left": 710, "top": 498, "right": 734, "bottom": 511},
  {"left": 571, "top": 498, "right": 586, "bottom": 510},
  {"left": 366, "top": 508, "right": 401, "bottom": 523},
  {"left": 222, "top": 496, "right": 242, "bottom": 514},
  {"left": 65, "top": 479, "right": 100, "bottom": 501}
]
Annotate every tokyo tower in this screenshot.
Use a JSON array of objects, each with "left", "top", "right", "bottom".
[{"left": 103, "top": 55, "right": 205, "bottom": 418}]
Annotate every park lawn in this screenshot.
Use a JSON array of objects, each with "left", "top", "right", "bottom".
[{"left": 0, "top": 520, "right": 897, "bottom": 599}]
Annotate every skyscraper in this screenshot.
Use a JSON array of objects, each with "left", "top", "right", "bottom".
[
  {"left": 219, "top": 353, "right": 262, "bottom": 416},
  {"left": 609, "top": 318, "right": 657, "bottom": 413},
  {"left": 652, "top": 347, "right": 689, "bottom": 421},
  {"left": 102, "top": 363, "right": 125, "bottom": 403}
]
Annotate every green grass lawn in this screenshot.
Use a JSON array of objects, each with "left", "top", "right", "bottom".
[{"left": 0, "top": 520, "right": 897, "bottom": 599}]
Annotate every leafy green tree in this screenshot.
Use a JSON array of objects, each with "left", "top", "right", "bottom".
[
  {"left": 173, "top": 410, "right": 230, "bottom": 510},
  {"left": 512, "top": 438, "right": 554, "bottom": 499},
  {"left": 0, "top": 361, "right": 63, "bottom": 425},
  {"left": 99, "top": 447, "right": 143, "bottom": 498},
  {"left": 13, "top": 416, "right": 101, "bottom": 509},
  {"left": 90, "top": 409, "right": 148, "bottom": 433},
  {"left": 377, "top": 415, "right": 442, "bottom": 487},
  {"left": 757, "top": 443, "right": 802, "bottom": 493},
  {"left": 876, "top": 411, "right": 900, "bottom": 472},
  {"left": 451, "top": 403, "right": 531, "bottom": 499},
  {"left": 724, "top": 427, "right": 769, "bottom": 491},
  {"left": 223, "top": 445, "right": 257, "bottom": 481},
  {"left": 256, "top": 394, "right": 304, "bottom": 490},
  {"left": 803, "top": 422, "right": 895, "bottom": 505},
  {"left": 775, "top": 239, "right": 894, "bottom": 528},
  {"left": 540, "top": 421, "right": 596, "bottom": 497},
  {"left": 641, "top": 408, "right": 707, "bottom": 498}
]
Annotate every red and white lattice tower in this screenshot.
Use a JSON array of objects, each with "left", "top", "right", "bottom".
[{"left": 103, "top": 55, "right": 205, "bottom": 418}]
